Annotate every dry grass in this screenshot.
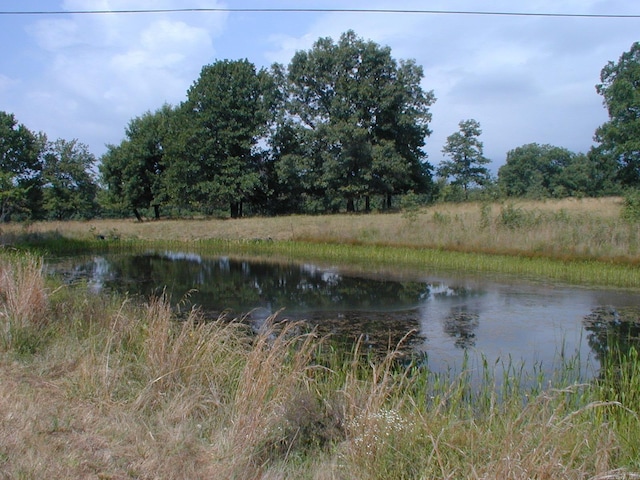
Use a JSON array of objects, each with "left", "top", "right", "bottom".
[
  {"left": 4, "top": 196, "right": 637, "bottom": 263},
  {"left": 1, "top": 252, "right": 640, "bottom": 478}
]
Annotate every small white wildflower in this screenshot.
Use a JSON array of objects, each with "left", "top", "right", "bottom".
[{"left": 348, "top": 408, "right": 408, "bottom": 456}]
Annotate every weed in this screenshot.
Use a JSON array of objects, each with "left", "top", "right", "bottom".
[
  {"left": 0, "top": 253, "right": 49, "bottom": 353},
  {"left": 432, "top": 211, "right": 451, "bottom": 225},
  {"left": 479, "top": 202, "right": 492, "bottom": 230},
  {"left": 400, "top": 191, "right": 421, "bottom": 223}
]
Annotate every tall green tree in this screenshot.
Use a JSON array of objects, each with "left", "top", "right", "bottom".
[
  {"left": 594, "top": 42, "right": 640, "bottom": 187},
  {"left": 167, "top": 59, "right": 276, "bottom": 218},
  {"left": 0, "top": 111, "right": 44, "bottom": 221},
  {"left": 42, "top": 139, "right": 98, "bottom": 219},
  {"left": 100, "top": 105, "right": 174, "bottom": 220},
  {"left": 437, "top": 119, "right": 490, "bottom": 199},
  {"left": 278, "top": 30, "right": 435, "bottom": 212}
]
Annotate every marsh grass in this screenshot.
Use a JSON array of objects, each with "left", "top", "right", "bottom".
[{"left": 1, "top": 254, "right": 640, "bottom": 478}]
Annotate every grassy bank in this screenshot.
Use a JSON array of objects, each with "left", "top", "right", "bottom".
[
  {"left": 2, "top": 197, "right": 640, "bottom": 289},
  {"left": 1, "top": 253, "right": 640, "bottom": 478},
  {"left": 3, "top": 197, "right": 634, "bottom": 259}
]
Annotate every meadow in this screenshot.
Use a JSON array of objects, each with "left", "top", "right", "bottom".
[
  {"left": 1, "top": 197, "right": 640, "bottom": 478},
  {"left": 5, "top": 197, "right": 632, "bottom": 262}
]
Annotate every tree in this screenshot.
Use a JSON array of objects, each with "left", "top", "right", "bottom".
[
  {"left": 437, "top": 119, "right": 490, "bottom": 199},
  {"left": 498, "top": 143, "right": 609, "bottom": 198},
  {"left": 594, "top": 42, "right": 640, "bottom": 187},
  {"left": 100, "top": 105, "right": 174, "bottom": 220},
  {"left": 166, "top": 59, "right": 276, "bottom": 218},
  {"left": 279, "top": 30, "right": 435, "bottom": 212},
  {"left": 0, "top": 111, "right": 44, "bottom": 221},
  {"left": 42, "top": 139, "right": 98, "bottom": 220}
]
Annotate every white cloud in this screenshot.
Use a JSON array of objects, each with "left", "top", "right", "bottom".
[
  {"left": 16, "top": 0, "right": 229, "bottom": 154},
  {"left": 2, "top": 0, "right": 637, "bottom": 164}
]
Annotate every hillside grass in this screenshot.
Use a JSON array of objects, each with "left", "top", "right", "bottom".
[{"left": 1, "top": 253, "right": 640, "bottom": 478}]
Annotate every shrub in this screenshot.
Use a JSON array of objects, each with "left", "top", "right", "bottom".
[
  {"left": 621, "top": 190, "right": 640, "bottom": 222},
  {"left": 498, "top": 203, "right": 537, "bottom": 230}
]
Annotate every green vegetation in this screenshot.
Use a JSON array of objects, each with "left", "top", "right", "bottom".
[
  {"left": 437, "top": 119, "right": 491, "bottom": 201},
  {"left": 4, "top": 196, "right": 640, "bottom": 289},
  {"left": 595, "top": 41, "right": 640, "bottom": 187},
  {"left": 3, "top": 29, "right": 640, "bottom": 480},
  {"left": 497, "top": 143, "right": 612, "bottom": 199},
  {"left": 5, "top": 38, "right": 640, "bottom": 222},
  {"left": 0, "top": 112, "right": 99, "bottom": 222},
  {"left": 1, "top": 253, "right": 639, "bottom": 478}
]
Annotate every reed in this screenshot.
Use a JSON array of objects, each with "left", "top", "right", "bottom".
[{"left": 1, "top": 253, "right": 639, "bottom": 478}]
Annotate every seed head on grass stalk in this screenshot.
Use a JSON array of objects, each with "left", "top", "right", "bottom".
[
  {"left": 215, "top": 317, "right": 325, "bottom": 477},
  {"left": 134, "top": 297, "right": 250, "bottom": 416}
]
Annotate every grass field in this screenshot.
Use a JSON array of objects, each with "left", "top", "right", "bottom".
[
  {"left": 4, "top": 196, "right": 640, "bottom": 288},
  {"left": 4, "top": 196, "right": 635, "bottom": 260},
  {"left": 2, "top": 198, "right": 640, "bottom": 478}
]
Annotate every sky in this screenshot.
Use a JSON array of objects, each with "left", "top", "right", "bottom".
[{"left": 1, "top": 0, "right": 639, "bottom": 173}]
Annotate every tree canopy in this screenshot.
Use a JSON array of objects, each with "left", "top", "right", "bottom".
[
  {"left": 437, "top": 119, "right": 490, "bottom": 199},
  {"left": 100, "top": 105, "right": 174, "bottom": 220},
  {"left": 166, "top": 59, "right": 276, "bottom": 218},
  {"left": 9, "top": 32, "right": 640, "bottom": 223},
  {"left": 42, "top": 139, "right": 98, "bottom": 220},
  {"left": 0, "top": 112, "right": 44, "bottom": 221},
  {"left": 275, "top": 30, "right": 436, "bottom": 212},
  {"left": 594, "top": 41, "right": 640, "bottom": 187}
]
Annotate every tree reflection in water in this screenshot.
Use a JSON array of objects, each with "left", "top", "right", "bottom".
[
  {"left": 583, "top": 306, "right": 640, "bottom": 369},
  {"left": 442, "top": 306, "right": 480, "bottom": 349},
  {"left": 46, "top": 251, "right": 640, "bottom": 376}
]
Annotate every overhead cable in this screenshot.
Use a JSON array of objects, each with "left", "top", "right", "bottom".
[{"left": 0, "top": 7, "right": 639, "bottom": 18}]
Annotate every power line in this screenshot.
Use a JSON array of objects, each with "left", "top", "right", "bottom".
[{"left": 0, "top": 7, "right": 639, "bottom": 19}]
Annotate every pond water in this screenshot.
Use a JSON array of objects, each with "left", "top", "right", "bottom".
[{"left": 46, "top": 250, "right": 640, "bottom": 381}]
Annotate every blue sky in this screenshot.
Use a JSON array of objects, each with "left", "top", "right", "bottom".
[{"left": 1, "top": 0, "right": 639, "bottom": 172}]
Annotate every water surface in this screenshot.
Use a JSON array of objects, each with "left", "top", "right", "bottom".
[{"left": 47, "top": 250, "right": 640, "bottom": 380}]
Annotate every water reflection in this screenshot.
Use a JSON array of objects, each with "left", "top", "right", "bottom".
[
  {"left": 46, "top": 251, "right": 640, "bottom": 379},
  {"left": 584, "top": 306, "right": 640, "bottom": 367}
]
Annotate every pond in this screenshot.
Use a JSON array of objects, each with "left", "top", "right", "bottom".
[{"left": 46, "top": 250, "right": 640, "bottom": 382}]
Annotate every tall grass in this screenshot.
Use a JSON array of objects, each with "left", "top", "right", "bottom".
[
  {"left": 2, "top": 197, "right": 637, "bottom": 259},
  {"left": 1, "top": 253, "right": 640, "bottom": 478},
  {"left": 3, "top": 197, "right": 640, "bottom": 288},
  {"left": 0, "top": 252, "right": 49, "bottom": 353}
]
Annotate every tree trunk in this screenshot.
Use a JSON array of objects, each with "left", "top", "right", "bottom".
[
  {"left": 386, "top": 194, "right": 393, "bottom": 209},
  {"left": 230, "top": 202, "right": 242, "bottom": 219},
  {"left": 153, "top": 205, "right": 160, "bottom": 220},
  {"left": 365, "top": 195, "right": 371, "bottom": 212},
  {"left": 346, "top": 198, "right": 355, "bottom": 212},
  {"left": 133, "top": 208, "right": 143, "bottom": 222}
]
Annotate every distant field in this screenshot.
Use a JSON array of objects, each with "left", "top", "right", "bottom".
[{"left": 5, "top": 196, "right": 638, "bottom": 264}]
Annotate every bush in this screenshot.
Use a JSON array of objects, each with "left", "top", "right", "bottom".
[
  {"left": 621, "top": 190, "right": 640, "bottom": 222},
  {"left": 497, "top": 203, "right": 537, "bottom": 230}
]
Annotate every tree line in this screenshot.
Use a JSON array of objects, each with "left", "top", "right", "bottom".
[{"left": 1, "top": 32, "right": 639, "bottom": 221}]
